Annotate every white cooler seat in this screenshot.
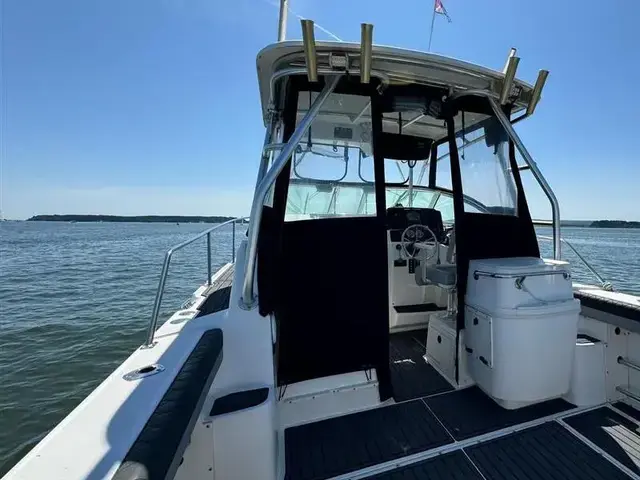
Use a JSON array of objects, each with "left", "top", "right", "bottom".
[{"left": 465, "top": 257, "right": 581, "bottom": 409}]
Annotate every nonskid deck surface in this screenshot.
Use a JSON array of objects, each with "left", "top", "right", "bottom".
[
  {"left": 367, "top": 421, "right": 631, "bottom": 480},
  {"left": 285, "top": 390, "right": 640, "bottom": 480},
  {"left": 197, "top": 264, "right": 234, "bottom": 316},
  {"left": 565, "top": 403, "right": 640, "bottom": 475},
  {"left": 284, "top": 400, "right": 453, "bottom": 480},
  {"left": 425, "top": 385, "right": 574, "bottom": 440},
  {"left": 389, "top": 330, "right": 453, "bottom": 402}
]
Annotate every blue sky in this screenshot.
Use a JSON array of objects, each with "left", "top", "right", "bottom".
[{"left": 1, "top": 0, "right": 639, "bottom": 220}]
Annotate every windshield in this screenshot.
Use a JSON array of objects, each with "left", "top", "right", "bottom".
[
  {"left": 283, "top": 89, "right": 497, "bottom": 222},
  {"left": 287, "top": 182, "right": 474, "bottom": 224}
]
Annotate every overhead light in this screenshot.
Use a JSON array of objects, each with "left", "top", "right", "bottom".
[
  {"left": 301, "top": 19, "right": 318, "bottom": 82},
  {"left": 526, "top": 70, "right": 549, "bottom": 116},
  {"left": 500, "top": 54, "right": 520, "bottom": 105},
  {"left": 329, "top": 53, "right": 348, "bottom": 70},
  {"left": 360, "top": 23, "right": 373, "bottom": 83}
]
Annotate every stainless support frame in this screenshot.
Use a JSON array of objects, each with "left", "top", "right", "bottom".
[
  {"left": 255, "top": 114, "right": 280, "bottom": 190},
  {"left": 447, "top": 89, "right": 561, "bottom": 258},
  {"left": 144, "top": 216, "right": 248, "bottom": 348},
  {"left": 487, "top": 97, "right": 561, "bottom": 259},
  {"left": 241, "top": 75, "right": 342, "bottom": 308}
]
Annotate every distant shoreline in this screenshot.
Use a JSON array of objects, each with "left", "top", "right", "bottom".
[
  {"left": 589, "top": 220, "right": 640, "bottom": 228},
  {"left": 21, "top": 215, "right": 640, "bottom": 228},
  {"left": 26, "top": 214, "right": 239, "bottom": 223}
]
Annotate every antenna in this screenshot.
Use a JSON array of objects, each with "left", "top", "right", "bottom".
[{"left": 278, "top": 0, "right": 289, "bottom": 42}]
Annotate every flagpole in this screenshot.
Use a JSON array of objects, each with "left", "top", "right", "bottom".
[{"left": 428, "top": 0, "right": 437, "bottom": 52}]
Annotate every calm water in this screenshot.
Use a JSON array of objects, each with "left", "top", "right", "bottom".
[{"left": 0, "top": 222, "right": 639, "bottom": 474}]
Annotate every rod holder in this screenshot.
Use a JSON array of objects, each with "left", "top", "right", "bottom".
[
  {"left": 301, "top": 20, "right": 318, "bottom": 82},
  {"left": 526, "top": 69, "right": 549, "bottom": 116},
  {"left": 360, "top": 23, "right": 373, "bottom": 84},
  {"left": 503, "top": 48, "right": 517, "bottom": 74},
  {"left": 499, "top": 54, "right": 520, "bottom": 105}
]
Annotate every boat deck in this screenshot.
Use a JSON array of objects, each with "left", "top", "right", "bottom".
[
  {"left": 193, "top": 273, "right": 640, "bottom": 480},
  {"left": 388, "top": 329, "right": 453, "bottom": 402},
  {"left": 284, "top": 388, "right": 640, "bottom": 480}
]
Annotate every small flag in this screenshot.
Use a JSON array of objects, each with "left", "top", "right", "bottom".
[{"left": 434, "top": 0, "right": 452, "bottom": 23}]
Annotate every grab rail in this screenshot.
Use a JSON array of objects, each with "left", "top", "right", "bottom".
[
  {"left": 144, "top": 217, "right": 248, "bottom": 348},
  {"left": 616, "top": 385, "right": 640, "bottom": 403},
  {"left": 472, "top": 269, "right": 570, "bottom": 290},
  {"left": 473, "top": 270, "right": 570, "bottom": 280},
  {"left": 617, "top": 356, "right": 640, "bottom": 373},
  {"left": 537, "top": 235, "right": 613, "bottom": 291}
]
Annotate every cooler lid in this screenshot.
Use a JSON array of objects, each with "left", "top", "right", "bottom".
[{"left": 469, "top": 257, "right": 571, "bottom": 276}]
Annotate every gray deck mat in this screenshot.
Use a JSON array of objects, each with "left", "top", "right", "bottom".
[
  {"left": 565, "top": 406, "right": 640, "bottom": 474},
  {"left": 466, "top": 421, "right": 631, "bottom": 480},
  {"left": 425, "top": 386, "right": 574, "bottom": 440},
  {"left": 284, "top": 400, "right": 453, "bottom": 480},
  {"left": 614, "top": 401, "right": 640, "bottom": 421},
  {"left": 389, "top": 330, "right": 454, "bottom": 402},
  {"left": 363, "top": 450, "right": 483, "bottom": 479}
]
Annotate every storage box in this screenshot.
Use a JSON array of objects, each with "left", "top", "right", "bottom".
[
  {"left": 426, "top": 314, "right": 474, "bottom": 388},
  {"left": 465, "top": 257, "right": 580, "bottom": 409},
  {"left": 565, "top": 335, "right": 606, "bottom": 406}
]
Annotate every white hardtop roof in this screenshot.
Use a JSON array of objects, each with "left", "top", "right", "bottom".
[{"left": 256, "top": 41, "right": 536, "bottom": 124}]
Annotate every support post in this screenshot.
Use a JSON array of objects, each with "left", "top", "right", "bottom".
[
  {"left": 241, "top": 75, "right": 342, "bottom": 308},
  {"left": 488, "top": 97, "right": 561, "bottom": 259}
]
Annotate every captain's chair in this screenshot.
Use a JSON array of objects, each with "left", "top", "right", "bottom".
[{"left": 415, "top": 228, "right": 457, "bottom": 315}]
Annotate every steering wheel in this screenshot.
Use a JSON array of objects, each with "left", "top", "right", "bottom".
[{"left": 400, "top": 224, "right": 438, "bottom": 260}]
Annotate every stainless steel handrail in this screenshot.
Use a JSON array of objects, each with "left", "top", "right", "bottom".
[
  {"left": 616, "top": 385, "right": 640, "bottom": 403},
  {"left": 473, "top": 270, "right": 570, "bottom": 281},
  {"left": 144, "top": 216, "right": 248, "bottom": 348},
  {"left": 241, "top": 74, "right": 342, "bottom": 308},
  {"left": 537, "top": 235, "right": 613, "bottom": 291},
  {"left": 447, "top": 90, "right": 561, "bottom": 259},
  {"left": 486, "top": 97, "right": 561, "bottom": 260},
  {"left": 618, "top": 356, "right": 640, "bottom": 373}
]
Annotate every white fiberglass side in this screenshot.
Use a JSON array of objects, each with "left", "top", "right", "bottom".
[{"left": 4, "top": 241, "right": 278, "bottom": 480}]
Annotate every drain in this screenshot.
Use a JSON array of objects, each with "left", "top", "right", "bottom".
[{"left": 123, "top": 363, "right": 165, "bottom": 381}]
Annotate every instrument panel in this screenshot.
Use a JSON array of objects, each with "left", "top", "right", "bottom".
[{"left": 387, "top": 207, "right": 445, "bottom": 242}]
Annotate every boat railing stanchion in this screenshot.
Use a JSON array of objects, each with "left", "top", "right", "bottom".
[
  {"left": 207, "top": 232, "right": 212, "bottom": 286},
  {"left": 232, "top": 220, "right": 236, "bottom": 263}
]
